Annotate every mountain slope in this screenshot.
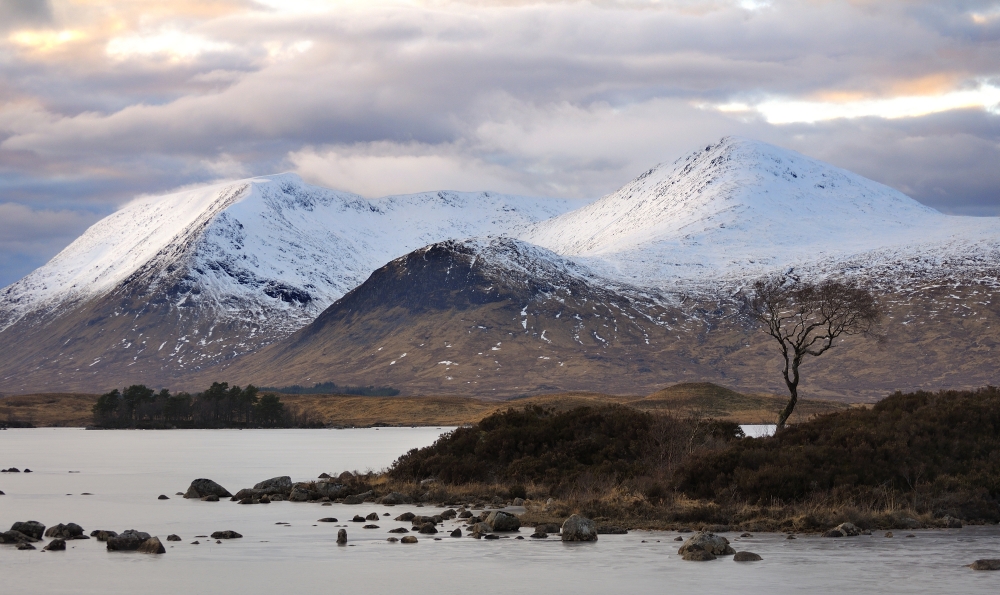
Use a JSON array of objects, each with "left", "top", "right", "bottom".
[
  {"left": 523, "top": 136, "right": 999, "bottom": 289},
  {"left": 0, "top": 175, "right": 577, "bottom": 392}
]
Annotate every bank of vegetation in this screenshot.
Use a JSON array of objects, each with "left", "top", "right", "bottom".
[
  {"left": 259, "top": 381, "right": 400, "bottom": 396},
  {"left": 375, "top": 387, "right": 1000, "bottom": 531},
  {"left": 91, "top": 382, "right": 320, "bottom": 429}
]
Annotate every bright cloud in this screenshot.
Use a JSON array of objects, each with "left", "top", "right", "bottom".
[{"left": 106, "top": 30, "right": 235, "bottom": 61}]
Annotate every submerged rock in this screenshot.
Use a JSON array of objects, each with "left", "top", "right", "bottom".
[
  {"left": 969, "top": 559, "right": 1000, "bottom": 571},
  {"left": 210, "top": 531, "right": 242, "bottom": 539},
  {"left": 450, "top": 528, "right": 462, "bottom": 537},
  {"left": 485, "top": 511, "right": 520, "bottom": 532},
  {"left": 733, "top": 551, "right": 763, "bottom": 562},
  {"left": 366, "top": 512, "right": 379, "bottom": 521},
  {"left": 0, "top": 530, "right": 37, "bottom": 544},
  {"left": 318, "top": 518, "right": 338, "bottom": 523},
  {"left": 43, "top": 539, "right": 67, "bottom": 551},
  {"left": 167, "top": 535, "right": 181, "bottom": 542},
  {"left": 17, "top": 542, "right": 35, "bottom": 550},
  {"left": 677, "top": 532, "right": 734, "bottom": 556},
  {"left": 45, "top": 523, "right": 84, "bottom": 539},
  {"left": 561, "top": 515, "right": 598, "bottom": 542},
  {"left": 200, "top": 495, "right": 220, "bottom": 502},
  {"left": 530, "top": 532, "right": 548, "bottom": 539},
  {"left": 388, "top": 527, "right": 409, "bottom": 533},
  {"left": 107, "top": 530, "right": 152, "bottom": 551},
  {"left": 337, "top": 529, "right": 347, "bottom": 545},
  {"left": 417, "top": 523, "right": 438, "bottom": 534},
  {"left": 395, "top": 512, "right": 416, "bottom": 522},
  {"left": 379, "top": 492, "right": 409, "bottom": 505},
  {"left": 158, "top": 495, "right": 169, "bottom": 500},
  {"left": 138, "top": 537, "right": 166, "bottom": 554},
  {"left": 184, "top": 478, "right": 232, "bottom": 499},
  {"left": 682, "top": 550, "right": 717, "bottom": 561},
  {"left": 400, "top": 536, "right": 418, "bottom": 544},
  {"left": 90, "top": 530, "right": 118, "bottom": 541}
]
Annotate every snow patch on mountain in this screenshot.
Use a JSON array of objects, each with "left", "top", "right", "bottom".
[
  {"left": 522, "top": 136, "right": 1000, "bottom": 289},
  {"left": 0, "top": 173, "right": 579, "bottom": 332}
]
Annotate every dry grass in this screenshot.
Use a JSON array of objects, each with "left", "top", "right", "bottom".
[{"left": 2, "top": 382, "right": 847, "bottom": 427}]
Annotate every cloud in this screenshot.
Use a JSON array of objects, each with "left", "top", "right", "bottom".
[
  {"left": 0, "top": 202, "right": 100, "bottom": 287},
  {"left": 1, "top": 0, "right": 1000, "bottom": 283}
]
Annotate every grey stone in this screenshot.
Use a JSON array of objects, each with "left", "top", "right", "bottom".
[
  {"left": 395, "top": 512, "right": 416, "bottom": 522},
  {"left": 90, "top": 530, "right": 118, "bottom": 541},
  {"left": 183, "top": 479, "right": 232, "bottom": 499},
  {"left": 107, "top": 530, "right": 152, "bottom": 551},
  {"left": 43, "top": 539, "right": 66, "bottom": 551},
  {"left": 158, "top": 495, "right": 169, "bottom": 500},
  {"left": 561, "top": 515, "right": 598, "bottom": 542},
  {"left": 45, "top": 523, "right": 84, "bottom": 539},
  {"left": 823, "top": 529, "right": 845, "bottom": 538},
  {"left": 683, "top": 550, "right": 717, "bottom": 561},
  {"left": 835, "top": 522, "right": 861, "bottom": 536},
  {"left": 486, "top": 511, "right": 521, "bottom": 532},
  {"left": 677, "top": 532, "right": 735, "bottom": 556},
  {"left": 417, "top": 523, "right": 438, "bottom": 534},
  {"left": 366, "top": 512, "right": 379, "bottom": 521},
  {"left": 10, "top": 521, "right": 45, "bottom": 540},
  {"left": 337, "top": 529, "right": 347, "bottom": 545},
  {"left": 210, "top": 531, "right": 242, "bottom": 539},
  {"left": 734, "top": 551, "right": 762, "bottom": 562},
  {"left": 167, "top": 535, "right": 181, "bottom": 541},
  {"left": 17, "top": 542, "right": 35, "bottom": 550},
  {"left": 138, "top": 537, "right": 166, "bottom": 554},
  {"left": 400, "top": 536, "right": 418, "bottom": 543},
  {"left": 969, "top": 559, "right": 1000, "bottom": 571}
]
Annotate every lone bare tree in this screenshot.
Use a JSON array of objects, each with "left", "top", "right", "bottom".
[{"left": 745, "top": 276, "right": 883, "bottom": 430}]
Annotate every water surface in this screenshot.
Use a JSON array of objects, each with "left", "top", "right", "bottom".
[{"left": 1, "top": 428, "right": 998, "bottom": 594}]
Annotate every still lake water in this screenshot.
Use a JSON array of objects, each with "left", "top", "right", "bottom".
[{"left": 2, "top": 428, "right": 999, "bottom": 594}]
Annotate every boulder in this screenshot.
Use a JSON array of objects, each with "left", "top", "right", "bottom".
[
  {"left": 677, "top": 532, "right": 734, "bottom": 556},
  {"left": 440, "top": 509, "right": 457, "bottom": 520},
  {"left": 418, "top": 523, "right": 438, "bottom": 535},
  {"left": 835, "top": 522, "right": 861, "bottom": 536},
  {"left": 43, "top": 539, "right": 67, "bottom": 551},
  {"left": 395, "top": 512, "right": 416, "bottom": 522},
  {"left": 336, "top": 529, "right": 347, "bottom": 545},
  {"left": 561, "top": 515, "right": 598, "bottom": 542},
  {"left": 387, "top": 537, "right": 399, "bottom": 543},
  {"left": 0, "top": 530, "right": 37, "bottom": 544},
  {"left": 366, "top": 512, "right": 379, "bottom": 521},
  {"left": 389, "top": 527, "right": 409, "bottom": 533},
  {"left": 458, "top": 511, "right": 473, "bottom": 519},
  {"left": 969, "top": 559, "right": 1000, "bottom": 571},
  {"left": 200, "top": 495, "right": 220, "bottom": 502},
  {"left": 941, "top": 515, "right": 963, "bottom": 529},
  {"left": 254, "top": 476, "right": 292, "bottom": 493},
  {"left": 45, "top": 523, "right": 84, "bottom": 539},
  {"left": 343, "top": 490, "right": 374, "bottom": 504},
  {"left": 288, "top": 487, "right": 311, "bottom": 502},
  {"left": 10, "top": 521, "right": 45, "bottom": 540},
  {"left": 450, "top": 528, "right": 462, "bottom": 537},
  {"left": 107, "top": 530, "right": 152, "bottom": 551},
  {"left": 158, "top": 495, "right": 169, "bottom": 500},
  {"left": 401, "top": 536, "right": 418, "bottom": 544},
  {"left": 683, "top": 550, "right": 717, "bottom": 561},
  {"left": 352, "top": 515, "right": 365, "bottom": 522},
  {"left": 184, "top": 478, "right": 232, "bottom": 499},
  {"left": 210, "top": 531, "right": 242, "bottom": 539},
  {"left": 318, "top": 518, "right": 338, "bottom": 523},
  {"left": 138, "top": 537, "right": 166, "bottom": 554},
  {"left": 379, "top": 492, "right": 410, "bottom": 505},
  {"left": 486, "top": 511, "right": 521, "bottom": 532},
  {"left": 485, "top": 534, "right": 500, "bottom": 540},
  {"left": 512, "top": 497, "right": 525, "bottom": 506},
  {"left": 530, "top": 532, "right": 548, "bottom": 539},
  {"left": 17, "top": 542, "right": 36, "bottom": 550},
  {"left": 167, "top": 535, "right": 181, "bottom": 541},
  {"left": 733, "top": 551, "right": 763, "bottom": 562},
  {"left": 363, "top": 525, "right": 380, "bottom": 529},
  {"left": 823, "top": 529, "right": 845, "bottom": 538},
  {"left": 338, "top": 471, "right": 355, "bottom": 483},
  {"left": 314, "top": 482, "right": 349, "bottom": 499},
  {"left": 91, "top": 530, "right": 118, "bottom": 541}
]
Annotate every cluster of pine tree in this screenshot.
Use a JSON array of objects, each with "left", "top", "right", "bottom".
[{"left": 92, "top": 382, "right": 287, "bottom": 428}]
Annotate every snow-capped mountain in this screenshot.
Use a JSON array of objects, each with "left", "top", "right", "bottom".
[
  {"left": 2, "top": 137, "right": 998, "bottom": 396},
  {"left": 523, "top": 137, "right": 999, "bottom": 289},
  {"left": 1, "top": 173, "right": 578, "bottom": 334}
]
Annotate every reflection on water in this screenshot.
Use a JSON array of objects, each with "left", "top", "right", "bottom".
[
  {"left": 740, "top": 424, "right": 777, "bottom": 438},
  {"left": 1, "top": 428, "right": 998, "bottom": 594}
]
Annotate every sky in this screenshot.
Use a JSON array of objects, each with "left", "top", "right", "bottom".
[{"left": 1, "top": 0, "right": 999, "bottom": 287}]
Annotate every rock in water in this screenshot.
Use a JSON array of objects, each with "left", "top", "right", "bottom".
[
  {"left": 366, "top": 512, "right": 379, "bottom": 521},
  {"left": 733, "top": 551, "right": 763, "bottom": 561},
  {"left": 44, "top": 523, "right": 84, "bottom": 539},
  {"left": 183, "top": 478, "right": 232, "bottom": 499},
  {"left": 318, "top": 518, "right": 338, "bottom": 523},
  {"left": 0, "top": 530, "right": 38, "bottom": 544},
  {"left": 138, "top": 537, "right": 166, "bottom": 554},
  {"left": 210, "top": 531, "right": 242, "bottom": 539},
  {"left": 401, "top": 536, "right": 418, "bottom": 544},
  {"left": 485, "top": 511, "right": 521, "bottom": 532},
  {"left": 10, "top": 521, "right": 45, "bottom": 540},
  {"left": 90, "top": 530, "right": 118, "bottom": 541},
  {"left": 158, "top": 495, "right": 169, "bottom": 500},
  {"left": 683, "top": 550, "right": 717, "bottom": 561},
  {"left": 561, "top": 515, "right": 598, "bottom": 542},
  {"left": 17, "top": 543, "right": 35, "bottom": 550},
  {"left": 530, "top": 532, "right": 548, "bottom": 539},
  {"left": 337, "top": 529, "right": 347, "bottom": 545},
  {"left": 450, "top": 528, "right": 462, "bottom": 537},
  {"left": 200, "top": 495, "right": 220, "bottom": 502},
  {"left": 417, "top": 523, "right": 438, "bottom": 535},
  {"left": 395, "top": 512, "right": 416, "bottom": 522},
  {"left": 969, "top": 559, "right": 1000, "bottom": 570},
  {"left": 253, "top": 476, "right": 292, "bottom": 492},
  {"left": 107, "top": 530, "right": 152, "bottom": 551},
  {"left": 43, "top": 539, "right": 67, "bottom": 551},
  {"left": 823, "top": 529, "right": 845, "bottom": 538},
  {"left": 167, "top": 535, "right": 181, "bottom": 541},
  {"left": 380, "top": 492, "right": 409, "bottom": 505},
  {"left": 677, "top": 532, "right": 735, "bottom": 556}
]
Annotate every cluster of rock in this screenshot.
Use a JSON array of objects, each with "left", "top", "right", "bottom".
[
  {"left": 822, "top": 522, "right": 872, "bottom": 538},
  {"left": 0, "top": 521, "right": 165, "bottom": 554},
  {"left": 1, "top": 467, "right": 31, "bottom": 473},
  {"left": 677, "top": 531, "right": 752, "bottom": 562},
  {"left": 183, "top": 478, "right": 233, "bottom": 501}
]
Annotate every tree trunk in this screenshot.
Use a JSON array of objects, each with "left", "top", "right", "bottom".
[{"left": 777, "top": 375, "right": 799, "bottom": 430}]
